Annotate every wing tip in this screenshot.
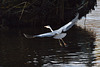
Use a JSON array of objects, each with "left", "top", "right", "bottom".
[{"left": 23, "top": 33, "right": 35, "bottom": 38}]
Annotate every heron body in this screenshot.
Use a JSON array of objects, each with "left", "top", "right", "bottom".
[
  {"left": 23, "top": 13, "right": 79, "bottom": 46},
  {"left": 53, "top": 33, "right": 67, "bottom": 39}
]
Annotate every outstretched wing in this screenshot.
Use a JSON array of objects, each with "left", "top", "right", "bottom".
[
  {"left": 33, "top": 32, "right": 56, "bottom": 38},
  {"left": 23, "top": 31, "right": 57, "bottom": 38},
  {"left": 57, "top": 13, "right": 79, "bottom": 32},
  {"left": 23, "top": 13, "right": 79, "bottom": 38}
]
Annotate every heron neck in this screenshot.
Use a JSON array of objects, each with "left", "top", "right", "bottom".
[{"left": 49, "top": 27, "right": 53, "bottom": 32}]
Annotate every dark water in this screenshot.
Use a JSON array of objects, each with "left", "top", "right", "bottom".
[{"left": 0, "top": 26, "right": 95, "bottom": 67}]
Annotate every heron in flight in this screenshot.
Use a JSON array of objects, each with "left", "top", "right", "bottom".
[{"left": 24, "top": 13, "right": 79, "bottom": 46}]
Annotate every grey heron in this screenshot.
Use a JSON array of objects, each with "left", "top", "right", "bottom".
[{"left": 24, "top": 13, "right": 79, "bottom": 46}]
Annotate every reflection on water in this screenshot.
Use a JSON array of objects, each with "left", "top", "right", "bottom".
[{"left": 0, "top": 26, "right": 95, "bottom": 67}]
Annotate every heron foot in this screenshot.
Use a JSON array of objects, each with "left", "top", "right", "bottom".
[
  {"left": 64, "top": 43, "right": 67, "bottom": 46},
  {"left": 60, "top": 43, "right": 63, "bottom": 46},
  {"left": 59, "top": 40, "right": 63, "bottom": 46},
  {"left": 60, "top": 39, "right": 67, "bottom": 47}
]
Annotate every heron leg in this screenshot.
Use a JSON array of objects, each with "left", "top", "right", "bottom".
[
  {"left": 60, "top": 39, "right": 67, "bottom": 46},
  {"left": 59, "top": 40, "right": 63, "bottom": 46}
]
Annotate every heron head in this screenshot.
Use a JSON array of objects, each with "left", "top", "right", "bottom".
[{"left": 44, "top": 25, "right": 51, "bottom": 29}]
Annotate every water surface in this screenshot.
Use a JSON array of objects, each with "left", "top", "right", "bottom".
[{"left": 0, "top": 26, "right": 95, "bottom": 67}]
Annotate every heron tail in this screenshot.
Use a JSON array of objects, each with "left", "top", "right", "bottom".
[{"left": 23, "top": 33, "right": 35, "bottom": 38}]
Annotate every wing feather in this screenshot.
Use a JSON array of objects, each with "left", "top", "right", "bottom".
[
  {"left": 33, "top": 32, "right": 56, "bottom": 38},
  {"left": 23, "top": 31, "right": 57, "bottom": 38}
]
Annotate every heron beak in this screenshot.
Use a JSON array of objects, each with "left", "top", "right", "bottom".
[{"left": 44, "top": 26, "right": 48, "bottom": 28}]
